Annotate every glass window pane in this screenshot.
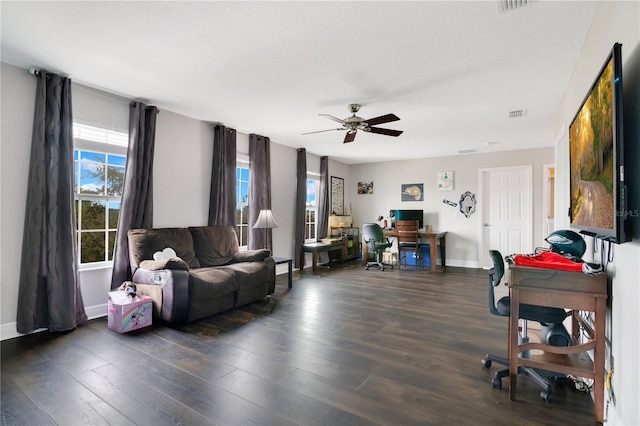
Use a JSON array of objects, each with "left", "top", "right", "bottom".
[
  {"left": 306, "top": 179, "right": 316, "bottom": 204},
  {"left": 239, "top": 182, "right": 249, "bottom": 204},
  {"left": 240, "top": 167, "right": 249, "bottom": 181},
  {"left": 81, "top": 200, "right": 106, "bottom": 230},
  {"left": 80, "top": 231, "right": 106, "bottom": 263},
  {"left": 108, "top": 154, "right": 126, "bottom": 167},
  {"left": 240, "top": 206, "right": 249, "bottom": 225},
  {"left": 80, "top": 151, "right": 105, "bottom": 163},
  {"left": 79, "top": 154, "right": 105, "bottom": 195},
  {"left": 106, "top": 165, "right": 125, "bottom": 196},
  {"left": 108, "top": 231, "right": 117, "bottom": 261},
  {"left": 108, "top": 201, "right": 120, "bottom": 229}
]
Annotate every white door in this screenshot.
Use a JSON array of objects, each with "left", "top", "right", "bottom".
[{"left": 479, "top": 166, "right": 533, "bottom": 268}]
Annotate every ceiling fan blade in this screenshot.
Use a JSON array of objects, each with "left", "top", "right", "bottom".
[
  {"left": 343, "top": 131, "right": 357, "bottom": 143},
  {"left": 365, "top": 113, "right": 400, "bottom": 126},
  {"left": 319, "top": 114, "right": 346, "bottom": 124},
  {"left": 367, "top": 127, "right": 403, "bottom": 137},
  {"left": 302, "top": 128, "right": 344, "bottom": 135}
]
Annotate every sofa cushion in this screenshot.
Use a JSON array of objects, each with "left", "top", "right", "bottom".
[
  {"left": 139, "top": 258, "right": 190, "bottom": 271},
  {"left": 188, "top": 267, "right": 238, "bottom": 297},
  {"left": 188, "top": 226, "right": 240, "bottom": 267},
  {"left": 128, "top": 228, "right": 200, "bottom": 270},
  {"left": 233, "top": 249, "right": 270, "bottom": 263}
]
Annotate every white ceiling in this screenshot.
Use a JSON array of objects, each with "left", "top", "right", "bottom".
[{"left": 1, "top": 1, "right": 598, "bottom": 164}]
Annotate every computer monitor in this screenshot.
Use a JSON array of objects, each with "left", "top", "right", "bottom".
[{"left": 393, "top": 209, "right": 423, "bottom": 229}]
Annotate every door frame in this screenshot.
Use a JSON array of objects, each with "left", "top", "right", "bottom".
[{"left": 478, "top": 165, "right": 533, "bottom": 269}]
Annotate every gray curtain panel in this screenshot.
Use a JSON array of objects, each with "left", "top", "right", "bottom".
[
  {"left": 316, "top": 156, "right": 330, "bottom": 263},
  {"left": 248, "top": 134, "right": 271, "bottom": 251},
  {"left": 209, "top": 125, "right": 237, "bottom": 226},
  {"left": 294, "top": 148, "right": 307, "bottom": 269},
  {"left": 17, "top": 70, "right": 87, "bottom": 333},
  {"left": 317, "top": 156, "right": 330, "bottom": 240},
  {"left": 110, "top": 102, "right": 157, "bottom": 289}
]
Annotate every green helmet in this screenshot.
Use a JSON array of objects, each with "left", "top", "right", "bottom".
[{"left": 545, "top": 230, "right": 586, "bottom": 259}]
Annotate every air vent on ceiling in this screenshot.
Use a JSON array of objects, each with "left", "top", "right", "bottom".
[
  {"left": 509, "top": 109, "right": 527, "bottom": 118},
  {"left": 458, "top": 148, "right": 478, "bottom": 154},
  {"left": 497, "top": 0, "right": 536, "bottom": 13}
]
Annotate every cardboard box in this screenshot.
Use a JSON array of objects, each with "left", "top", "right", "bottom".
[
  {"left": 405, "top": 245, "right": 433, "bottom": 267},
  {"left": 108, "top": 295, "right": 152, "bottom": 333}
]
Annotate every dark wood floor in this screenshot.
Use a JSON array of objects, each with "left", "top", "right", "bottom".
[{"left": 1, "top": 261, "right": 597, "bottom": 425}]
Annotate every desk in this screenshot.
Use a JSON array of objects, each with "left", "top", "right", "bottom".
[
  {"left": 362, "top": 230, "right": 447, "bottom": 272},
  {"left": 302, "top": 241, "right": 344, "bottom": 272},
  {"left": 272, "top": 257, "right": 293, "bottom": 289},
  {"left": 508, "top": 265, "right": 608, "bottom": 423}
]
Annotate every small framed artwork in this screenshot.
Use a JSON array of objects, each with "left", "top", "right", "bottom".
[
  {"left": 401, "top": 183, "right": 424, "bottom": 201},
  {"left": 331, "top": 176, "right": 344, "bottom": 215},
  {"left": 358, "top": 181, "right": 374, "bottom": 194},
  {"left": 437, "top": 171, "right": 454, "bottom": 191}
]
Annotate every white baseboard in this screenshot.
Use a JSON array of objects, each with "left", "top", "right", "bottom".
[{"left": 1, "top": 302, "right": 108, "bottom": 341}]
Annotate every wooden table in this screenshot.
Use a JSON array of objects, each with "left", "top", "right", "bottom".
[
  {"left": 362, "top": 230, "right": 447, "bottom": 272},
  {"left": 302, "top": 241, "right": 345, "bottom": 272},
  {"left": 507, "top": 265, "right": 608, "bottom": 423}
]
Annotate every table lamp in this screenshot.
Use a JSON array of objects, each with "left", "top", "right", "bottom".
[{"left": 253, "top": 209, "right": 278, "bottom": 252}]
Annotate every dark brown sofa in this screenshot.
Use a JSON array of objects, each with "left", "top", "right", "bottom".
[{"left": 127, "top": 225, "right": 275, "bottom": 324}]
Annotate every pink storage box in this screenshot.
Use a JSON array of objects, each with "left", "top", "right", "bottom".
[{"left": 108, "top": 295, "right": 153, "bottom": 333}]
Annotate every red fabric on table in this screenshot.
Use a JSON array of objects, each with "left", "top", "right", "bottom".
[{"left": 513, "top": 251, "right": 583, "bottom": 272}]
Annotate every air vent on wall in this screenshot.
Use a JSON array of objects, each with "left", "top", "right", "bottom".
[
  {"left": 509, "top": 109, "right": 527, "bottom": 118},
  {"left": 497, "top": 0, "right": 536, "bottom": 13}
]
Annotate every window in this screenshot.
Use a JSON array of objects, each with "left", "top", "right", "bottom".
[
  {"left": 305, "top": 177, "right": 319, "bottom": 241},
  {"left": 236, "top": 164, "right": 250, "bottom": 248},
  {"left": 73, "top": 123, "right": 127, "bottom": 266}
]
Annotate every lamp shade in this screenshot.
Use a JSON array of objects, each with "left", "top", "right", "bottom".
[{"left": 253, "top": 209, "right": 278, "bottom": 229}]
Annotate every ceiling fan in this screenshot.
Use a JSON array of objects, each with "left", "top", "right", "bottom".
[{"left": 303, "top": 103, "right": 403, "bottom": 143}]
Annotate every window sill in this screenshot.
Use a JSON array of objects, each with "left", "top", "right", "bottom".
[{"left": 78, "top": 262, "right": 113, "bottom": 272}]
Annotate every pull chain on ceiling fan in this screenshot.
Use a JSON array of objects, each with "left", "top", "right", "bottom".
[{"left": 303, "top": 103, "right": 403, "bottom": 143}]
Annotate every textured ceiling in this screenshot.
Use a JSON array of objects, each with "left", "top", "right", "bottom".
[{"left": 1, "top": 1, "right": 598, "bottom": 164}]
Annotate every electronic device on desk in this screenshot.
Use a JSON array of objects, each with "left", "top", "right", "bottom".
[
  {"left": 393, "top": 209, "right": 424, "bottom": 230},
  {"left": 569, "top": 42, "right": 630, "bottom": 244}
]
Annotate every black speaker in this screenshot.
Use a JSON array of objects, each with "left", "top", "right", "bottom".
[{"left": 540, "top": 323, "right": 572, "bottom": 347}]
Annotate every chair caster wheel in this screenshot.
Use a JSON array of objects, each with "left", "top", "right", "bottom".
[
  {"left": 492, "top": 377, "right": 502, "bottom": 389},
  {"left": 482, "top": 358, "right": 492, "bottom": 369},
  {"left": 540, "top": 391, "right": 552, "bottom": 402}
]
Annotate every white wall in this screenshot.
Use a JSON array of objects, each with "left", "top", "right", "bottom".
[
  {"left": 554, "top": 2, "right": 640, "bottom": 425},
  {"left": 1, "top": 63, "right": 36, "bottom": 335},
  {"left": 0, "top": 65, "right": 317, "bottom": 338},
  {"left": 349, "top": 148, "right": 554, "bottom": 267}
]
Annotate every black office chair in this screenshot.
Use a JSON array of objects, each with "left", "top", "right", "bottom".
[
  {"left": 481, "top": 250, "right": 571, "bottom": 402},
  {"left": 363, "top": 223, "right": 393, "bottom": 271}
]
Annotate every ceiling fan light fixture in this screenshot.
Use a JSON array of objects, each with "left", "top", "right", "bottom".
[{"left": 304, "top": 103, "right": 402, "bottom": 143}]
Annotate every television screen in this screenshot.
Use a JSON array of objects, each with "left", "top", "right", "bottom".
[
  {"left": 569, "top": 43, "right": 628, "bottom": 243},
  {"left": 393, "top": 209, "right": 424, "bottom": 229}
]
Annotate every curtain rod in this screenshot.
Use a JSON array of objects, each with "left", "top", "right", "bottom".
[{"left": 26, "top": 66, "right": 154, "bottom": 107}]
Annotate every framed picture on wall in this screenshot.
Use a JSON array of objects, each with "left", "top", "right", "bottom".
[
  {"left": 331, "top": 176, "right": 344, "bottom": 215},
  {"left": 357, "top": 181, "right": 374, "bottom": 194},
  {"left": 437, "top": 171, "right": 454, "bottom": 191},
  {"left": 401, "top": 183, "right": 424, "bottom": 201}
]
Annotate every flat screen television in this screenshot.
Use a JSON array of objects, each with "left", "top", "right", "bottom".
[
  {"left": 393, "top": 209, "right": 424, "bottom": 229},
  {"left": 569, "top": 42, "right": 629, "bottom": 243}
]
